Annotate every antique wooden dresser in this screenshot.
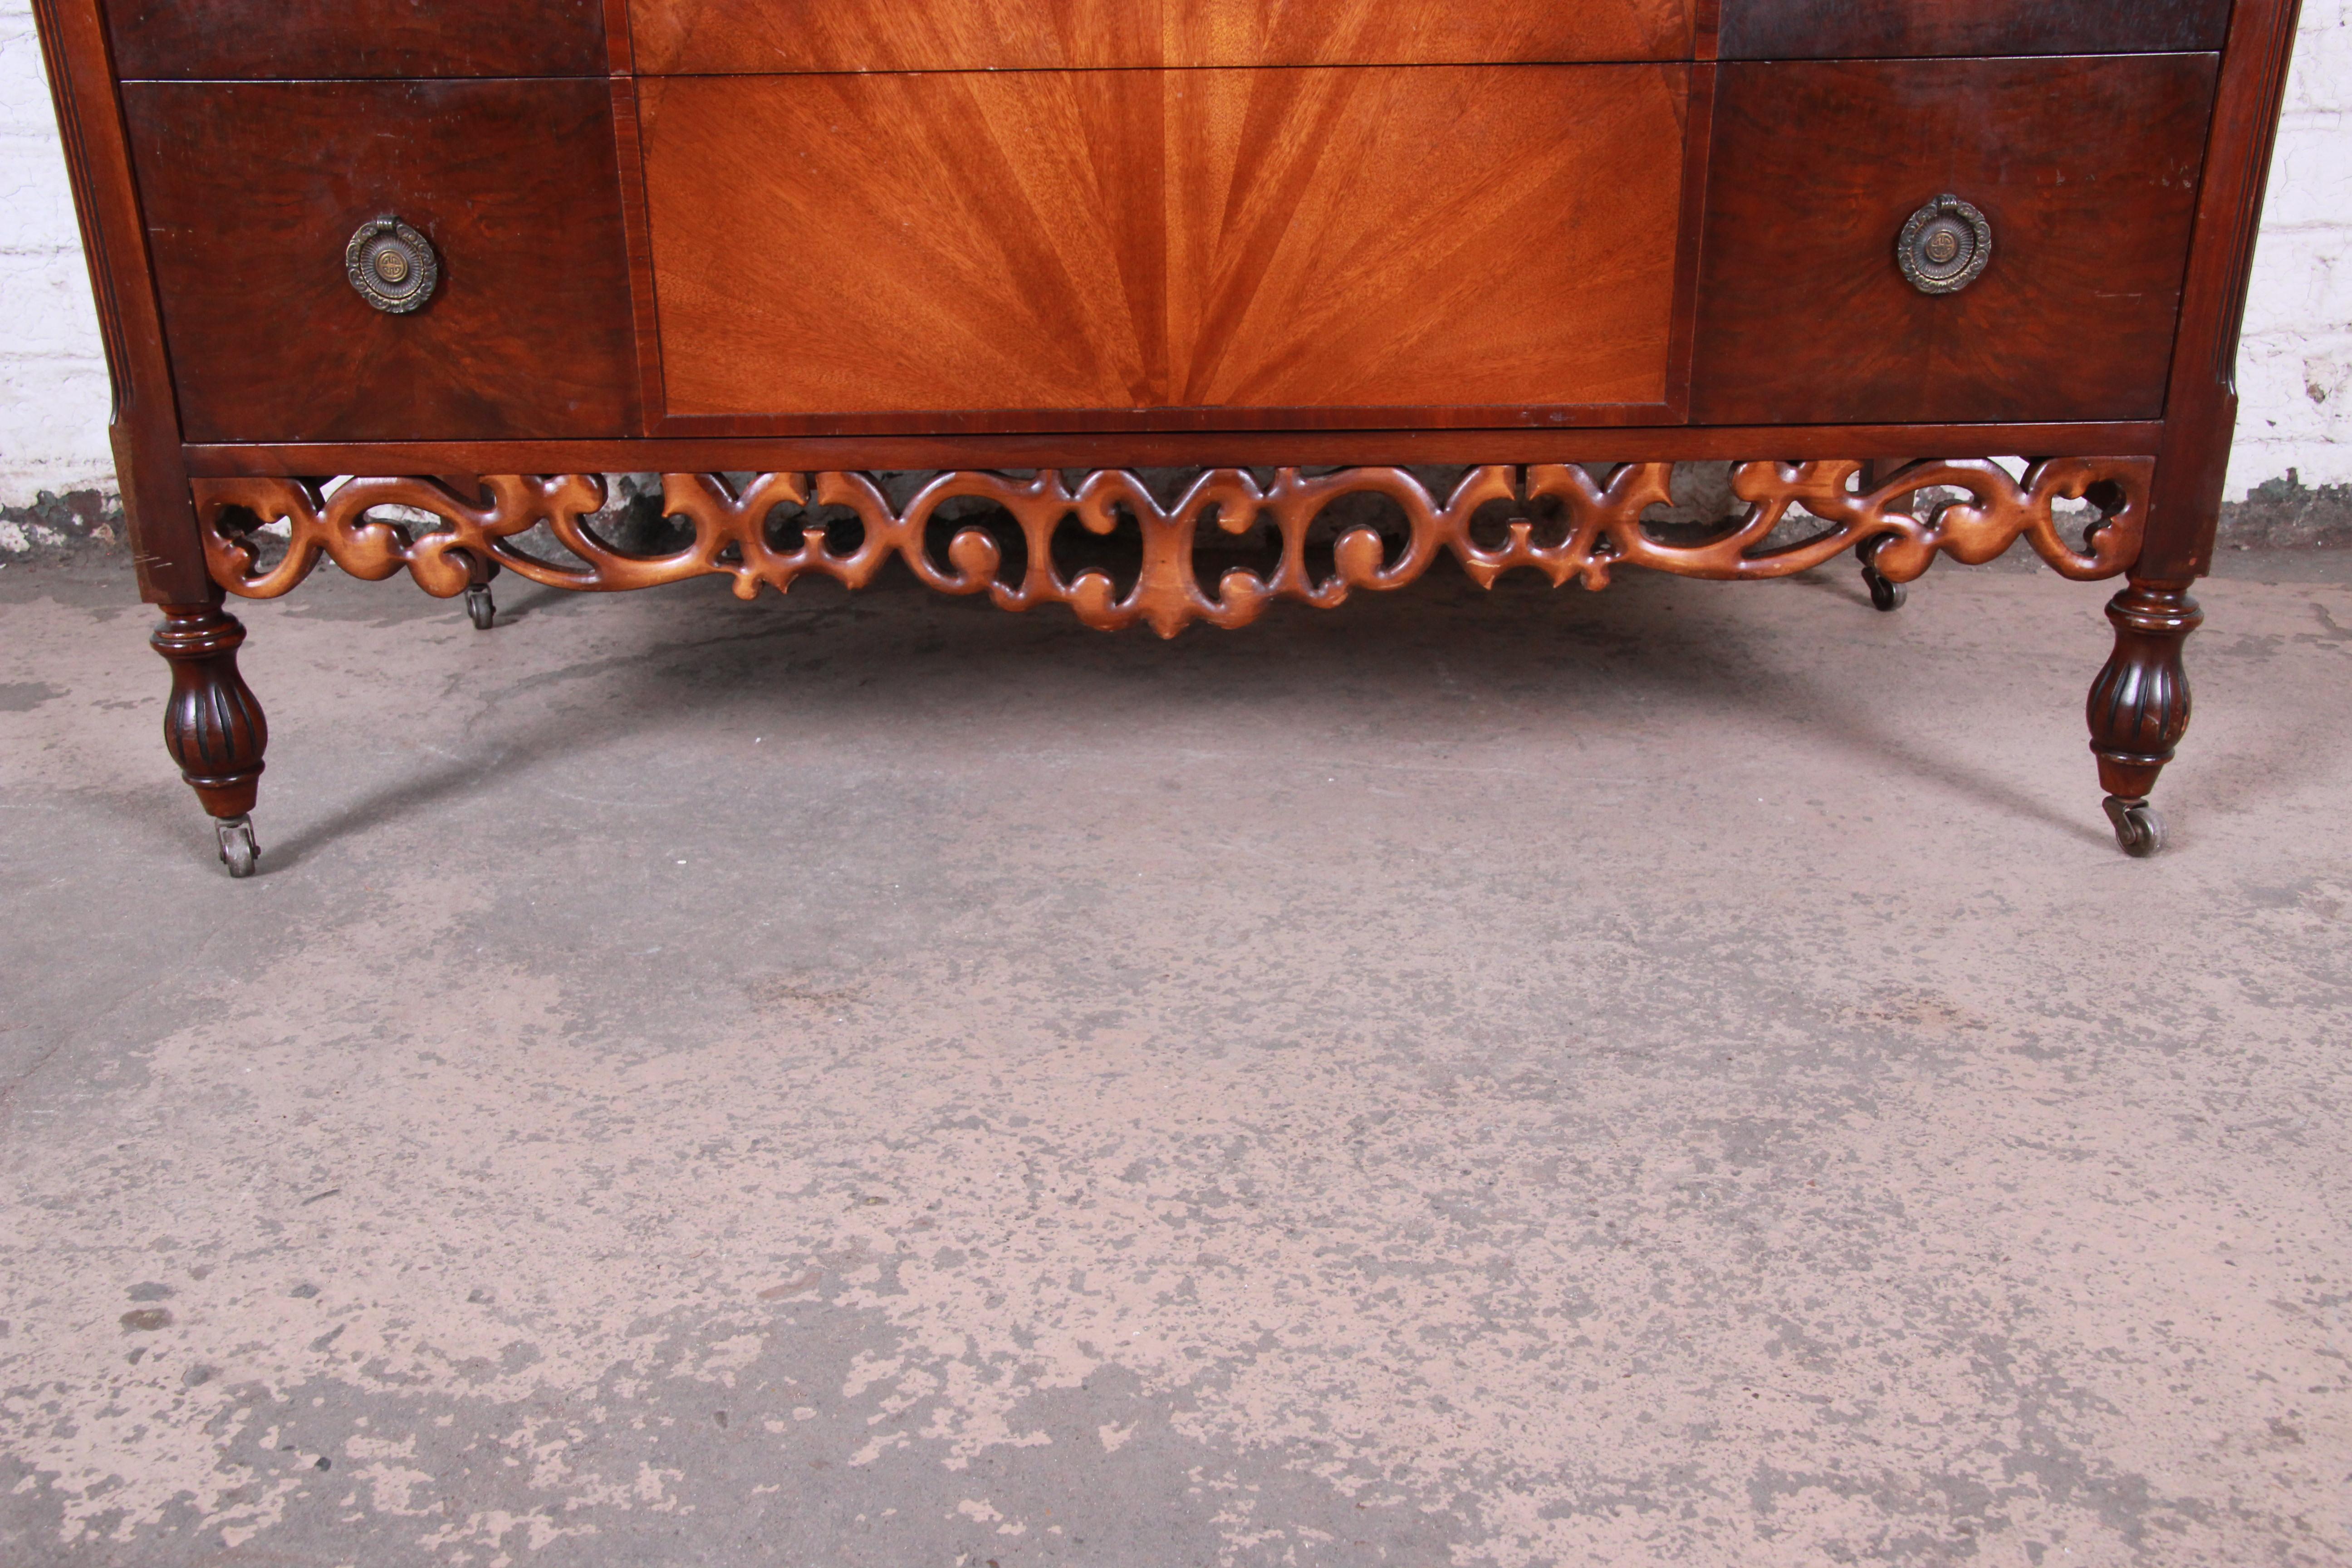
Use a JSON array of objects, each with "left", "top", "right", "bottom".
[{"left": 35, "top": 0, "right": 2303, "bottom": 873}]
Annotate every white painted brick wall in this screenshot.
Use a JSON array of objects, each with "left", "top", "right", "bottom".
[
  {"left": 0, "top": 0, "right": 2347, "bottom": 507},
  {"left": 2231, "top": 0, "right": 2352, "bottom": 495},
  {"left": 1, "top": 0, "right": 113, "bottom": 505}
]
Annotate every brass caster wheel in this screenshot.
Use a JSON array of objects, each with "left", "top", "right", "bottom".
[
  {"left": 466, "top": 583, "right": 496, "bottom": 631},
  {"left": 216, "top": 813, "right": 260, "bottom": 878},
  {"left": 2102, "top": 795, "right": 2165, "bottom": 858},
  {"left": 1858, "top": 539, "right": 1906, "bottom": 612}
]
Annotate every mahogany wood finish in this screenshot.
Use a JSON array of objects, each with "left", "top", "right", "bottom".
[
  {"left": 105, "top": 0, "right": 606, "bottom": 80},
  {"left": 1692, "top": 54, "right": 2218, "bottom": 425},
  {"left": 641, "top": 68, "right": 1688, "bottom": 426},
  {"left": 151, "top": 598, "right": 266, "bottom": 821},
  {"left": 2088, "top": 579, "right": 2203, "bottom": 804},
  {"left": 29, "top": 0, "right": 205, "bottom": 603},
  {"left": 194, "top": 459, "right": 2147, "bottom": 638},
  {"left": 1716, "top": 0, "right": 2231, "bottom": 59},
  {"left": 121, "top": 81, "right": 637, "bottom": 443},
  {"left": 2087, "top": 576, "right": 2204, "bottom": 853},
  {"left": 2146, "top": 0, "right": 2311, "bottom": 580},
  {"left": 173, "top": 423, "right": 2176, "bottom": 477},
  {"left": 28, "top": 0, "right": 2309, "bottom": 861},
  {"left": 628, "top": 0, "right": 1691, "bottom": 74}
]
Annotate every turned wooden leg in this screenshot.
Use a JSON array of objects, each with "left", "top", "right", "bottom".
[
  {"left": 152, "top": 599, "right": 267, "bottom": 877},
  {"left": 2087, "top": 576, "right": 2201, "bottom": 857}
]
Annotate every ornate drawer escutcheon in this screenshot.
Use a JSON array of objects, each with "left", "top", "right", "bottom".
[
  {"left": 1898, "top": 194, "right": 1994, "bottom": 295},
  {"left": 344, "top": 216, "right": 438, "bottom": 314},
  {"left": 194, "top": 459, "right": 2148, "bottom": 639}
]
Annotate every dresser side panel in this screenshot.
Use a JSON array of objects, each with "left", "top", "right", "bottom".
[{"left": 32, "top": 0, "right": 207, "bottom": 601}]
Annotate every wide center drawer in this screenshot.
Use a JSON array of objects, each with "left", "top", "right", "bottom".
[
  {"left": 628, "top": 0, "right": 1694, "bottom": 72},
  {"left": 641, "top": 66, "right": 1690, "bottom": 422}
]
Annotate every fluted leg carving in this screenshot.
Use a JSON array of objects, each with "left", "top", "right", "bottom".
[
  {"left": 152, "top": 600, "right": 267, "bottom": 876},
  {"left": 2087, "top": 578, "right": 2201, "bottom": 857}
]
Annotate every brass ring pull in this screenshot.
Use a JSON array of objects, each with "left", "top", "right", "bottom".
[
  {"left": 1897, "top": 195, "right": 1991, "bottom": 296},
  {"left": 345, "top": 216, "right": 438, "bottom": 314}
]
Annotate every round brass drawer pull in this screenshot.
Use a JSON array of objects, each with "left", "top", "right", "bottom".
[
  {"left": 1898, "top": 195, "right": 1991, "bottom": 296},
  {"left": 345, "top": 216, "right": 438, "bottom": 314}
]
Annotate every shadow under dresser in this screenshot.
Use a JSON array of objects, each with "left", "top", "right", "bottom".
[{"left": 34, "top": 0, "right": 2302, "bottom": 871}]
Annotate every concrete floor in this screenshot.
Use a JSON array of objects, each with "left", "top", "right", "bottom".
[{"left": 1, "top": 544, "right": 2348, "bottom": 1568}]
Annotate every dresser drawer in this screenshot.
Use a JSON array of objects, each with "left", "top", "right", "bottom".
[
  {"left": 122, "top": 81, "right": 636, "bottom": 442},
  {"left": 1717, "top": 0, "right": 2230, "bottom": 58},
  {"left": 104, "top": 0, "right": 607, "bottom": 79},
  {"left": 1691, "top": 54, "right": 2216, "bottom": 426},
  {"left": 628, "top": 0, "right": 1692, "bottom": 73},
  {"left": 640, "top": 67, "right": 1689, "bottom": 424}
]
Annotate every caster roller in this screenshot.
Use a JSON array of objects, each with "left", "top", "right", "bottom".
[
  {"left": 216, "top": 813, "right": 260, "bottom": 878},
  {"left": 2102, "top": 795, "right": 2165, "bottom": 858},
  {"left": 1858, "top": 539, "right": 1906, "bottom": 612},
  {"left": 465, "top": 584, "right": 496, "bottom": 631}
]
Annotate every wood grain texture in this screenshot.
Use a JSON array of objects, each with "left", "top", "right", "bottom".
[
  {"left": 194, "top": 458, "right": 2146, "bottom": 637},
  {"left": 151, "top": 599, "right": 266, "bottom": 820},
  {"left": 105, "top": 0, "right": 606, "bottom": 79},
  {"left": 1691, "top": 54, "right": 2217, "bottom": 426},
  {"left": 642, "top": 67, "right": 1688, "bottom": 425},
  {"left": 122, "top": 81, "right": 637, "bottom": 443},
  {"left": 1718, "top": 0, "right": 2230, "bottom": 59},
  {"left": 30, "top": 0, "right": 207, "bottom": 601},
  {"left": 2145, "top": 0, "right": 2308, "bottom": 579},
  {"left": 2087, "top": 578, "right": 2201, "bottom": 800},
  {"left": 174, "top": 422, "right": 2174, "bottom": 478},
  {"left": 602, "top": 0, "right": 637, "bottom": 72},
  {"left": 629, "top": 0, "right": 1691, "bottom": 73},
  {"left": 610, "top": 76, "right": 667, "bottom": 426},
  {"left": 1661, "top": 61, "right": 1718, "bottom": 414}
]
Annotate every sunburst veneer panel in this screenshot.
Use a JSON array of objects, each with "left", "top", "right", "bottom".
[{"left": 641, "top": 66, "right": 1688, "bottom": 419}]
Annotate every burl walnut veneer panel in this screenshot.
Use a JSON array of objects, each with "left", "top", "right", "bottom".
[
  {"left": 642, "top": 66, "right": 1688, "bottom": 421},
  {"left": 628, "top": 0, "right": 1690, "bottom": 73},
  {"left": 105, "top": 0, "right": 607, "bottom": 79},
  {"left": 122, "top": 81, "right": 636, "bottom": 442},
  {"left": 1692, "top": 54, "right": 2218, "bottom": 426},
  {"left": 1717, "top": 0, "right": 2232, "bottom": 58}
]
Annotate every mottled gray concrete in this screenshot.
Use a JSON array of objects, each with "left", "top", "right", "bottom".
[{"left": 1, "top": 546, "right": 2348, "bottom": 1567}]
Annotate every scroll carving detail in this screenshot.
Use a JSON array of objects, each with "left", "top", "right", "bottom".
[{"left": 195, "top": 460, "right": 2149, "bottom": 638}]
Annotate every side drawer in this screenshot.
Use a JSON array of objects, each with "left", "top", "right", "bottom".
[
  {"left": 1691, "top": 55, "right": 2217, "bottom": 426},
  {"left": 628, "top": 0, "right": 1692, "bottom": 73},
  {"left": 639, "top": 67, "right": 1690, "bottom": 423},
  {"left": 122, "top": 81, "right": 637, "bottom": 442},
  {"left": 1716, "top": 0, "right": 2231, "bottom": 58},
  {"left": 105, "top": 0, "right": 606, "bottom": 80}
]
